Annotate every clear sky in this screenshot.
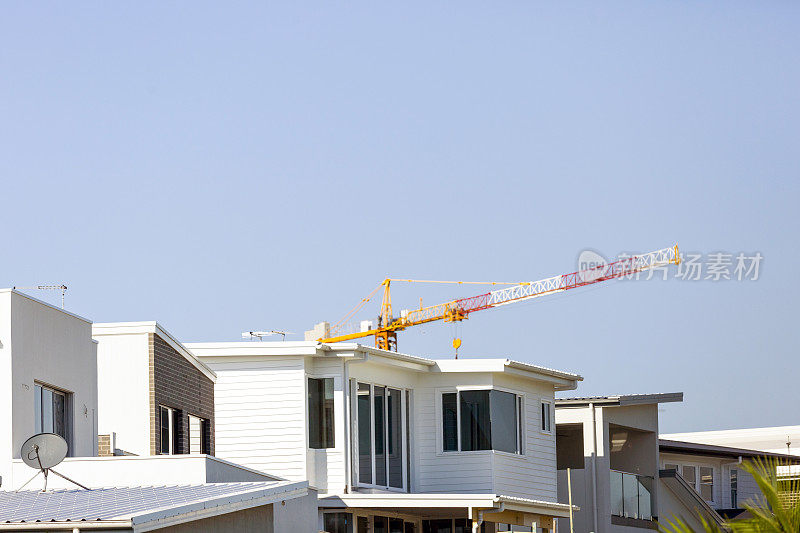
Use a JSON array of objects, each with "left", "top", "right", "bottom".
[{"left": 1, "top": 2, "right": 798, "bottom": 433}]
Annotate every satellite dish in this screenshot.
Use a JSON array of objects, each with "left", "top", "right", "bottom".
[
  {"left": 21, "top": 433, "right": 68, "bottom": 469},
  {"left": 16, "top": 433, "right": 88, "bottom": 492}
]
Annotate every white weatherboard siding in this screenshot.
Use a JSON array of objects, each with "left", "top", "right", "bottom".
[{"left": 205, "top": 357, "right": 308, "bottom": 481}]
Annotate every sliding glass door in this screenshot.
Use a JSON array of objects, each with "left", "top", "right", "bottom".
[{"left": 354, "top": 381, "right": 408, "bottom": 490}]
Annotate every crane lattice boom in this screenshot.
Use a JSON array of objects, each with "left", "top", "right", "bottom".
[{"left": 317, "top": 244, "right": 680, "bottom": 351}]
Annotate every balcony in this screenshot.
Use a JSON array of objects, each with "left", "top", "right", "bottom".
[{"left": 611, "top": 470, "right": 654, "bottom": 521}]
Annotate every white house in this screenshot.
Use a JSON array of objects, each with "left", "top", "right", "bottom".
[
  {"left": 554, "top": 393, "right": 727, "bottom": 533},
  {"left": 92, "top": 321, "right": 216, "bottom": 457},
  {"left": 185, "top": 340, "right": 582, "bottom": 532},
  {"left": 0, "top": 289, "right": 98, "bottom": 488}
]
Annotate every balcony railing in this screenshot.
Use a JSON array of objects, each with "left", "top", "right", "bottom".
[{"left": 611, "top": 470, "right": 654, "bottom": 521}]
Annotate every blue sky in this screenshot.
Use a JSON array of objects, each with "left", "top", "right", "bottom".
[{"left": 1, "top": 2, "right": 798, "bottom": 432}]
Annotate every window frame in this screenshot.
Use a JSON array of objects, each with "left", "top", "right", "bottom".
[
  {"left": 308, "top": 376, "right": 336, "bottom": 449},
  {"left": 663, "top": 461, "right": 716, "bottom": 504},
  {"left": 159, "top": 405, "right": 176, "bottom": 455},
  {"left": 34, "top": 382, "right": 69, "bottom": 444},
  {"left": 353, "top": 380, "right": 410, "bottom": 492},
  {"left": 436, "top": 386, "right": 526, "bottom": 457},
  {"left": 540, "top": 398, "right": 554, "bottom": 435},
  {"left": 187, "top": 414, "right": 209, "bottom": 455}
]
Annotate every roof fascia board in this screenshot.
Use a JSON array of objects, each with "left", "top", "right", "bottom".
[
  {"left": 3, "top": 288, "right": 92, "bottom": 324},
  {"left": 186, "top": 342, "right": 320, "bottom": 358},
  {"left": 94, "top": 322, "right": 216, "bottom": 382},
  {"left": 502, "top": 366, "right": 579, "bottom": 391}
]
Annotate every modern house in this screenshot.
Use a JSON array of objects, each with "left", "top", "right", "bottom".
[
  {"left": 658, "top": 438, "right": 800, "bottom": 520},
  {"left": 554, "top": 393, "right": 728, "bottom": 533},
  {"left": 0, "top": 289, "right": 98, "bottom": 488},
  {"left": 185, "top": 340, "right": 583, "bottom": 532},
  {"left": 92, "top": 322, "right": 216, "bottom": 457}
]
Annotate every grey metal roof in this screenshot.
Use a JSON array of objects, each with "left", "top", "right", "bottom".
[
  {"left": 555, "top": 392, "right": 683, "bottom": 407},
  {"left": 659, "top": 439, "right": 800, "bottom": 462},
  {"left": 0, "top": 481, "right": 297, "bottom": 524}
]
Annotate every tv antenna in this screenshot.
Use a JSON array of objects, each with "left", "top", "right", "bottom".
[
  {"left": 13, "top": 285, "right": 68, "bottom": 309},
  {"left": 16, "top": 433, "right": 89, "bottom": 492},
  {"left": 242, "top": 330, "right": 292, "bottom": 341}
]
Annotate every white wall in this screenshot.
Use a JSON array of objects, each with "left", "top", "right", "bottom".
[
  {"left": 0, "top": 290, "right": 98, "bottom": 487},
  {"left": 202, "top": 356, "right": 308, "bottom": 482},
  {"left": 93, "top": 331, "right": 151, "bottom": 456}
]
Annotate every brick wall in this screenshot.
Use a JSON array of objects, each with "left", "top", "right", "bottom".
[
  {"left": 98, "top": 434, "right": 113, "bottom": 457},
  {"left": 148, "top": 333, "right": 215, "bottom": 455}
]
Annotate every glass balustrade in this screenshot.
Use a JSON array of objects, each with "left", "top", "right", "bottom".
[{"left": 610, "top": 470, "right": 654, "bottom": 521}]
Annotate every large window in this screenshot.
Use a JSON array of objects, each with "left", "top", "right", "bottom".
[
  {"left": 308, "top": 377, "right": 335, "bottom": 449},
  {"left": 34, "top": 383, "right": 67, "bottom": 439},
  {"left": 441, "top": 389, "right": 523, "bottom": 454},
  {"left": 159, "top": 406, "right": 178, "bottom": 455},
  {"left": 667, "top": 462, "right": 716, "bottom": 503},
  {"left": 355, "top": 382, "right": 408, "bottom": 490},
  {"left": 699, "top": 466, "right": 714, "bottom": 501}
]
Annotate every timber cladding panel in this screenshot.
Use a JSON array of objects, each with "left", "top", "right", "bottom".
[{"left": 148, "top": 333, "right": 215, "bottom": 455}]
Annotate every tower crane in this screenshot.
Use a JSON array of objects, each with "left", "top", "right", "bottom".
[{"left": 311, "top": 245, "right": 680, "bottom": 352}]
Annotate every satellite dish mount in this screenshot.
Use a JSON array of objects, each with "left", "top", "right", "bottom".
[{"left": 16, "top": 433, "right": 89, "bottom": 492}]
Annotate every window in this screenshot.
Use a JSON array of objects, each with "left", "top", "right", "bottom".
[
  {"left": 731, "top": 469, "right": 738, "bottom": 508},
  {"left": 664, "top": 463, "right": 679, "bottom": 472},
  {"left": 308, "top": 377, "right": 335, "bottom": 448},
  {"left": 355, "top": 382, "right": 408, "bottom": 490},
  {"left": 324, "top": 512, "right": 353, "bottom": 533},
  {"left": 541, "top": 400, "right": 553, "bottom": 433},
  {"left": 34, "top": 384, "right": 67, "bottom": 439},
  {"left": 159, "top": 406, "right": 177, "bottom": 454},
  {"left": 188, "top": 415, "right": 209, "bottom": 454},
  {"left": 682, "top": 465, "right": 696, "bottom": 486},
  {"left": 699, "top": 466, "right": 714, "bottom": 501},
  {"left": 441, "top": 389, "right": 523, "bottom": 454}
]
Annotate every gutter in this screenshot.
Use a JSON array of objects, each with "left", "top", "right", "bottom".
[
  {"left": 0, "top": 521, "right": 131, "bottom": 531},
  {"left": 473, "top": 502, "right": 505, "bottom": 533}
]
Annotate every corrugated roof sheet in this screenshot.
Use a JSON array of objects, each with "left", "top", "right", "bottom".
[{"left": 0, "top": 481, "right": 289, "bottom": 523}]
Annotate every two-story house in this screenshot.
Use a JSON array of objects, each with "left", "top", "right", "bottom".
[
  {"left": 92, "top": 321, "right": 216, "bottom": 457},
  {"left": 185, "top": 340, "right": 582, "bottom": 532},
  {"left": 0, "top": 289, "right": 98, "bottom": 488}
]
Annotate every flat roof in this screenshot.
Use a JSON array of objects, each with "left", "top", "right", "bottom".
[
  {"left": 0, "top": 481, "right": 307, "bottom": 530},
  {"left": 556, "top": 392, "right": 683, "bottom": 407},
  {"left": 186, "top": 341, "right": 582, "bottom": 387},
  {"left": 659, "top": 439, "right": 800, "bottom": 462}
]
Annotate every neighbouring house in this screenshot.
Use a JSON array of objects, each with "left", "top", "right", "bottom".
[
  {"left": 661, "top": 426, "right": 800, "bottom": 457},
  {"left": 91, "top": 322, "right": 216, "bottom": 457},
  {"left": 658, "top": 438, "right": 800, "bottom": 520},
  {"left": 185, "top": 340, "right": 583, "bottom": 533},
  {"left": 0, "top": 289, "right": 98, "bottom": 489},
  {"left": 554, "top": 393, "right": 728, "bottom": 533}
]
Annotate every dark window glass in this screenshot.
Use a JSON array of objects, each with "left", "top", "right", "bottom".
[
  {"left": 731, "top": 469, "right": 738, "bottom": 508},
  {"left": 52, "top": 391, "right": 66, "bottom": 438},
  {"left": 541, "top": 401, "right": 551, "bottom": 432},
  {"left": 357, "top": 383, "right": 372, "bottom": 484},
  {"left": 700, "top": 467, "right": 713, "bottom": 501},
  {"left": 34, "top": 385, "right": 42, "bottom": 434},
  {"left": 201, "top": 419, "right": 211, "bottom": 455},
  {"left": 405, "top": 523, "right": 416, "bottom": 533},
  {"left": 454, "top": 519, "right": 471, "bottom": 533},
  {"left": 423, "top": 519, "right": 452, "bottom": 533},
  {"left": 172, "top": 409, "right": 182, "bottom": 454},
  {"left": 357, "top": 517, "right": 369, "bottom": 533},
  {"left": 390, "top": 518, "right": 404, "bottom": 533},
  {"left": 442, "top": 393, "right": 457, "bottom": 452},
  {"left": 324, "top": 512, "right": 352, "bottom": 533},
  {"left": 460, "top": 390, "right": 491, "bottom": 451},
  {"left": 160, "top": 406, "right": 171, "bottom": 454},
  {"left": 374, "top": 386, "right": 386, "bottom": 486},
  {"left": 374, "top": 516, "right": 388, "bottom": 533},
  {"left": 388, "top": 388, "right": 403, "bottom": 488},
  {"left": 308, "top": 378, "right": 335, "bottom": 448},
  {"left": 490, "top": 390, "right": 518, "bottom": 453}
]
